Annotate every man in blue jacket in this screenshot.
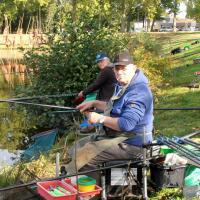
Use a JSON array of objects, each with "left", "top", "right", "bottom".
[{"left": 76, "top": 51, "right": 153, "bottom": 183}]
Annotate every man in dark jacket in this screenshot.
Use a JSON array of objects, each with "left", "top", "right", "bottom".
[{"left": 78, "top": 53, "right": 117, "bottom": 101}]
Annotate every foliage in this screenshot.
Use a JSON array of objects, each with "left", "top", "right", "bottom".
[
  {"left": 0, "top": 76, "right": 36, "bottom": 150},
  {"left": 0, "top": 105, "right": 37, "bottom": 150},
  {"left": 128, "top": 33, "right": 172, "bottom": 92},
  {"left": 0, "top": 0, "right": 186, "bottom": 34},
  {"left": 24, "top": 15, "right": 127, "bottom": 94},
  {"left": 20, "top": 14, "right": 170, "bottom": 129},
  {"left": 150, "top": 188, "right": 183, "bottom": 199},
  {"left": 20, "top": 14, "right": 127, "bottom": 129},
  {"left": 186, "top": 0, "right": 200, "bottom": 22},
  {"left": 0, "top": 155, "right": 55, "bottom": 187},
  {"left": 0, "top": 0, "right": 55, "bottom": 33}
]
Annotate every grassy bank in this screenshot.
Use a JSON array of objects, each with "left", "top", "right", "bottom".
[{"left": 154, "top": 32, "right": 200, "bottom": 137}]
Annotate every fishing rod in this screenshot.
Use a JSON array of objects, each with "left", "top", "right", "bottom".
[
  {"left": 1, "top": 97, "right": 200, "bottom": 111},
  {"left": 154, "top": 107, "right": 200, "bottom": 111},
  {"left": 167, "top": 138, "right": 200, "bottom": 160},
  {"left": 158, "top": 139, "right": 200, "bottom": 166},
  {"left": 0, "top": 99, "right": 79, "bottom": 112},
  {"left": 157, "top": 136, "right": 200, "bottom": 166},
  {"left": 182, "top": 130, "right": 200, "bottom": 139},
  {"left": 0, "top": 93, "right": 78, "bottom": 102},
  {"left": 184, "top": 138, "right": 200, "bottom": 150},
  {"left": 173, "top": 136, "right": 200, "bottom": 150}
]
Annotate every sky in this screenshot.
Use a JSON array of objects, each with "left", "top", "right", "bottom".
[{"left": 177, "top": 2, "right": 187, "bottom": 18}]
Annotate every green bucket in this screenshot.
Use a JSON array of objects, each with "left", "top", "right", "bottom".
[
  {"left": 184, "top": 165, "right": 200, "bottom": 186},
  {"left": 160, "top": 145, "right": 176, "bottom": 155},
  {"left": 83, "top": 93, "right": 97, "bottom": 103}
]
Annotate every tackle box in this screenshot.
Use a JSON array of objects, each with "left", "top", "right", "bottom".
[{"left": 37, "top": 180, "right": 77, "bottom": 200}]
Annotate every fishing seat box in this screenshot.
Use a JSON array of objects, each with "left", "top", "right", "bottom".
[
  {"left": 37, "top": 180, "right": 77, "bottom": 200},
  {"left": 150, "top": 156, "right": 186, "bottom": 189}
]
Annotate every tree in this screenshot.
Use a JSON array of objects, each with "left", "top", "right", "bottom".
[
  {"left": 162, "top": 0, "right": 182, "bottom": 32},
  {"left": 186, "top": 0, "right": 200, "bottom": 22},
  {"left": 0, "top": 0, "right": 54, "bottom": 33}
]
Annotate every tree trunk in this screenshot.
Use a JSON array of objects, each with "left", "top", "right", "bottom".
[
  {"left": 126, "top": 19, "right": 131, "bottom": 32},
  {"left": 147, "top": 18, "right": 151, "bottom": 32},
  {"left": 99, "top": 0, "right": 104, "bottom": 28},
  {"left": 120, "top": 0, "right": 126, "bottom": 32},
  {"left": 126, "top": 10, "right": 132, "bottom": 32},
  {"left": 142, "top": 16, "right": 145, "bottom": 28},
  {"left": 151, "top": 18, "right": 156, "bottom": 32},
  {"left": 71, "top": 0, "right": 77, "bottom": 23},
  {"left": 173, "top": 12, "right": 177, "bottom": 32}
]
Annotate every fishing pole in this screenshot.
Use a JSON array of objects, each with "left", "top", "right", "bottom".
[
  {"left": 0, "top": 99, "right": 99, "bottom": 113},
  {"left": 0, "top": 93, "right": 78, "bottom": 102},
  {"left": 183, "top": 138, "right": 200, "bottom": 150},
  {"left": 0, "top": 99, "right": 79, "bottom": 112},
  {"left": 182, "top": 130, "right": 200, "bottom": 139},
  {"left": 157, "top": 136, "right": 200, "bottom": 166},
  {"left": 154, "top": 107, "right": 200, "bottom": 111},
  {"left": 1, "top": 98, "right": 200, "bottom": 112}
]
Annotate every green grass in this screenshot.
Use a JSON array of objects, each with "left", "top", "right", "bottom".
[
  {"left": 154, "top": 32, "right": 200, "bottom": 137},
  {"left": 155, "top": 95, "right": 200, "bottom": 137}
]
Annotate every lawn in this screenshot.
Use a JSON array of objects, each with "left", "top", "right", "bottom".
[{"left": 153, "top": 32, "right": 200, "bottom": 137}]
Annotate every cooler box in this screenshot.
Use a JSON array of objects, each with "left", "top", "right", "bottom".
[
  {"left": 37, "top": 180, "right": 77, "bottom": 200},
  {"left": 150, "top": 156, "right": 186, "bottom": 189}
]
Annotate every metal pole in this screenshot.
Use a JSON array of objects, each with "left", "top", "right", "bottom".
[
  {"left": 182, "top": 130, "right": 200, "bottom": 139},
  {"left": 56, "top": 153, "right": 60, "bottom": 177},
  {"left": 183, "top": 138, "right": 200, "bottom": 150},
  {"left": 142, "top": 127, "right": 148, "bottom": 200},
  {"left": 101, "top": 167, "right": 107, "bottom": 200},
  {"left": 166, "top": 137, "right": 200, "bottom": 160}
]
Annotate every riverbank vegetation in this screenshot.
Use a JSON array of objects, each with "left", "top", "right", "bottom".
[{"left": 0, "top": 1, "right": 200, "bottom": 199}]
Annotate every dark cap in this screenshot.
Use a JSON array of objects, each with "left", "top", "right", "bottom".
[
  {"left": 113, "top": 52, "right": 133, "bottom": 66},
  {"left": 95, "top": 53, "right": 108, "bottom": 63}
]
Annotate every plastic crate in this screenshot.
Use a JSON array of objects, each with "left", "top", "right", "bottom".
[
  {"left": 150, "top": 156, "right": 186, "bottom": 189},
  {"left": 37, "top": 180, "right": 77, "bottom": 200}
]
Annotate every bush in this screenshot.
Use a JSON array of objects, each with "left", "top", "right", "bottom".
[{"left": 19, "top": 16, "right": 171, "bottom": 130}]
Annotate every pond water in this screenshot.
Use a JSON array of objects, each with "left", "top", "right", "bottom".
[
  {"left": 0, "top": 48, "right": 27, "bottom": 170},
  {"left": 0, "top": 149, "right": 23, "bottom": 170}
]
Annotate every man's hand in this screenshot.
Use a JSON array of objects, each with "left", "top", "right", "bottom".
[
  {"left": 76, "top": 101, "right": 95, "bottom": 112},
  {"left": 78, "top": 91, "right": 84, "bottom": 97},
  {"left": 85, "top": 112, "right": 103, "bottom": 124}
]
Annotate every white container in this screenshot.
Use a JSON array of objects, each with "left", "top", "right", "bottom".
[{"left": 183, "top": 186, "right": 200, "bottom": 199}]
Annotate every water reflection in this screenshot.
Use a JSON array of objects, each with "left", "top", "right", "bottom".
[
  {"left": 0, "top": 56, "right": 28, "bottom": 170},
  {"left": 0, "top": 48, "right": 27, "bottom": 87},
  {"left": 0, "top": 61, "right": 27, "bottom": 87},
  {"left": 0, "top": 149, "right": 23, "bottom": 170}
]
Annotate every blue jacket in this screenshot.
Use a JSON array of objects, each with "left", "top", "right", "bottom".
[{"left": 110, "top": 69, "right": 153, "bottom": 146}]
